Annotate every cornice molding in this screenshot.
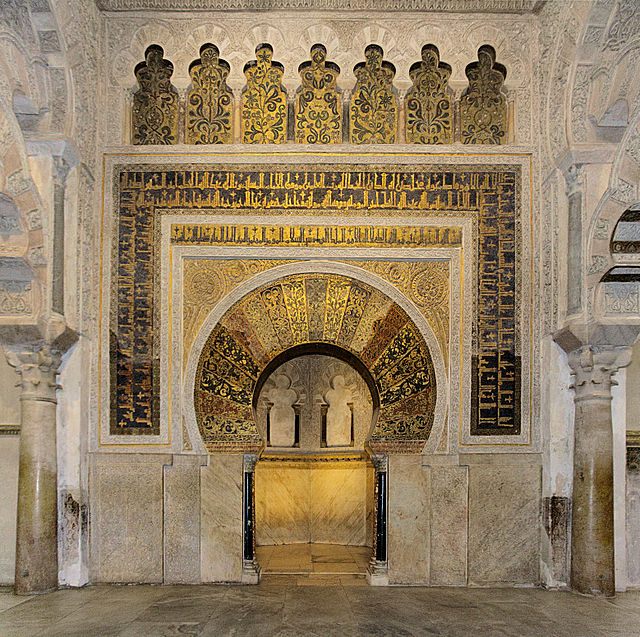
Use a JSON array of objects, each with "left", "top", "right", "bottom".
[{"left": 96, "top": 0, "right": 541, "bottom": 12}]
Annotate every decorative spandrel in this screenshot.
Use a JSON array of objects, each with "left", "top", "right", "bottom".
[
  {"left": 295, "top": 44, "right": 341, "bottom": 144},
  {"left": 405, "top": 45, "right": 453, "bottom": 145},
  {"left": 186, "top": 44, "right": 233, "bottom": 144},
  {"left": 460, "top": 45, "right": 507, "bottom": 145},
  {"left": 241, "top": 43, "right": 287, "bottom": 144},
  {"left": 132, "top": 45, "right": 179, "bottom": 145},
  {"left": 349, "top": 45, "right": 398, "bottom": 144}
]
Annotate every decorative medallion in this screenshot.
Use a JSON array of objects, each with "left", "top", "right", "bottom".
[
  {"left": 186, "top": 43, "right": 233, "bottom": 144},
  {"left": 405, "top": 45, "right": 453, "bottom": 144},
  {"left": 349, "top": 45, "right": 398, "bottom": 144},
  {"left": 460, "top": 45, "right": 507, "bottom": 145},
  {"left": 241, "top": 43, "right": 287, "bottom": 144},
  {"left": 295, "top": 44, "right": 341, "bottom": 144},
  {"left": 132, "top": 45, "right": 179, "bottom": 145}
]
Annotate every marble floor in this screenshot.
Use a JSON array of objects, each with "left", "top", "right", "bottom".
[
  {"left": 256, "top": 543, "right": 371, "bottom": 577},
  {"left": 1, "top": 583, "right": 639, "bottom": 636}
]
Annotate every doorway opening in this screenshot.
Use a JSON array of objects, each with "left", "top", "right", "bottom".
[{"left": 253, "top": 351, "right": 377, "bottom": 578}]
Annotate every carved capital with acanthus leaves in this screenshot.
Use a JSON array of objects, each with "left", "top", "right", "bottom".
[
  {"left": 5, "top": 345, "right": 61, "bottom": 403},
  {"left": 568, "top": 345, "right": 631, "bottom": 402}
]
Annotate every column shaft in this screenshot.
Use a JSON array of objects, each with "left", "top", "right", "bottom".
[{"left": 572, "top": 396, "right": 614, "bottom": 595}]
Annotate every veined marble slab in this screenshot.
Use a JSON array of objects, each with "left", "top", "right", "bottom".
[
  {"left": 255, "top": 460, "right": 371, "bottom": 546},
  {"left": 201, "top": 454, "right": 243, "bottom": 582}
]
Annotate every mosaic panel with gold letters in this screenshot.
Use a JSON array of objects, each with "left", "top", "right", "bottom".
[
  {"left": 111, "top": 165, "right": 520, "bottom": 439},
  {"left": 194, "top": 273, "right": 437, "bottom": 451}
]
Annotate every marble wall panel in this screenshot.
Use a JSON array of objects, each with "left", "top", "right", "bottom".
[
  {"left": 200, "top": 454, "right": 243, "bottom": 582},
  {"left": 388, "top": 455, "right": 430, "bottom": 585},
  {"left": 0, "top": 437, "right": 19, "bottom": 583},
  {"left": 0, "top": 354, "right": 20, "bottom": 427},
  {"left": 164, "top": 455, "right": 204, "bottom": 584},
  {"left": 627, "top": 465, "right": 640, "bottom": 587},
  {"left": 429, "top": 463, "right": 468, "bottom": 586},
  {"left": 255, "top": 464, "right": 310, "bottom": 545},
  {"left": 90, "top": 453, "right": 167, "bottom": 583},
  {"left": 466, "top": 455, "right": 541, "bottom": 586},
  {"left": 255, "top": 461, "right": 371, "bottom": 546},
  {"left": 310, "top": 465, "right": 368, "bottom": 545}
]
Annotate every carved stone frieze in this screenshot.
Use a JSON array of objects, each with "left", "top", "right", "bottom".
[
  {"left": 603, "top": 281, "right": 640, "bottom": 316},
  {"left": 460, "top": 45, "right": 507, "bottom": 145},
  {"left": 96, "top": 0, "right": 541, "bottom": 10}
]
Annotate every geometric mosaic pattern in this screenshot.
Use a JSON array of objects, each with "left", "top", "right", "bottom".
[{"left": 194, "top": 273, "right": 437, "bottom": 451}]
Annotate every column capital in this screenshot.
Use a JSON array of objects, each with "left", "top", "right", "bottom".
[
  {"left": 243, "top": 453, "right": 258, "bottom": 473},
  {"left": 568, "top": 345, "right": 631, "bottom": 402},
  {"left": 563, "top": 163, "right": 584, "bottom": 196},
  {"left": 371, "top": 453, "right": 388, "bottom": 472},
  {"left": 5, "top": 344, "right": 61, "bottom": 402}
]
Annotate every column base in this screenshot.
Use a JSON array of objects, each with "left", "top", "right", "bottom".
[
  {"left": 241, "top": 559, "right": 261, "bottom": 585},
  {"left": 366, "top": 559, "right": 388, "bottom": 586}
]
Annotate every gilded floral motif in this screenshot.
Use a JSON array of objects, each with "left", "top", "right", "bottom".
[
  {"left": 295, "top": 44, "right": 341, "bottom": 144},
  {"left": 241, "top": 44, "right": 287, "bottom": 144},
  {"left": 460, "top": 45, "right": 507, "bottom": 144},
  {"left": 186, "top": 44, "right": 233, "bottom": 144},
  {"left": 132, "top": 45, "right": 179, "bottom": 145},
  {"left": 349, "top": 45, "right": 398, "bottom": 144},
  {"left": 405, "top": 45, "right": 453, "bottom": 144}
]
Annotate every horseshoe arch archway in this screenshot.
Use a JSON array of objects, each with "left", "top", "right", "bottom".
[{"left": 184, "top": 262, "right": 447, "bottom": 455}]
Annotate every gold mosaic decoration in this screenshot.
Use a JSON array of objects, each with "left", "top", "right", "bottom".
[
  {"left": 295, "top": 44, "right": 341, "bottom": 144},
  {"left": 405, "top": 45, "right": 453, "bottom": 145},
  {"left": 460, "top": 45, "right": 507, "bottom": 145},
  {"left": 351, "top": 260, "right": 449, "bottom": 365},
  {"left": 183, "top": 259, "right": 297, "bottom": 368},
  {"left": 241, "top": 44, "right": 287, "bottom": 144},
  {"left": 349, "top": 45, "right": 398, "bottom": 144},
  {"left": 194, "top": 272, "right": 437, "bottom": 452},
  {"left": 172, "top": 224, "right": 461, "bottom": 248},
  {"left": 132, "top": 45, "right": 179, "bottom": 145},
  {"left": 186, "top": 44, "right": 233, "bottom": 144}
]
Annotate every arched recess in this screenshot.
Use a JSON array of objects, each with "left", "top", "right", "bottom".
[{"left": 183, "top": 261, "right": 447, "bottom": 455}]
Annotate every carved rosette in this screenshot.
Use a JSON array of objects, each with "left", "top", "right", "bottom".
[
  {"left": 295, "top": 44, "right": 341, "bottom": 144},
  {"left": 6, "top": 345, "right": 61, "bottom": 402},
  {"left": 349, "top": 45, "right": 398, "bottom": 144},
  {"left": 186, "top": 44, "right": 233, "bottom": 144},
  {"left": 241, "top": 44, "right": 287, "bottom": 144},
  {"left": 132, "top": 45, "right": 179, "bottom": 145},
  {"left": 460, "top": 45, "right": 507, "bottom": 145},
  {"left": 568, "top": 345, "right": 631, "bottom": 402},
  {"left": 405, "top": 45, "right": 453, "bottom": 144}
]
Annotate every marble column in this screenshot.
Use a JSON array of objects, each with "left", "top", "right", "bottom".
[
  {"left": 367, "top": 453, "right": 388, "bottom": 586},
  {"left": 7, "top": 346, "right": 61, "bottom": 594},
  {"left": 568, "top": 345, "right": 630, "bottom": 596},
  {"left": 242, "top": 453, "right": 260, "bottom": 584}
]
